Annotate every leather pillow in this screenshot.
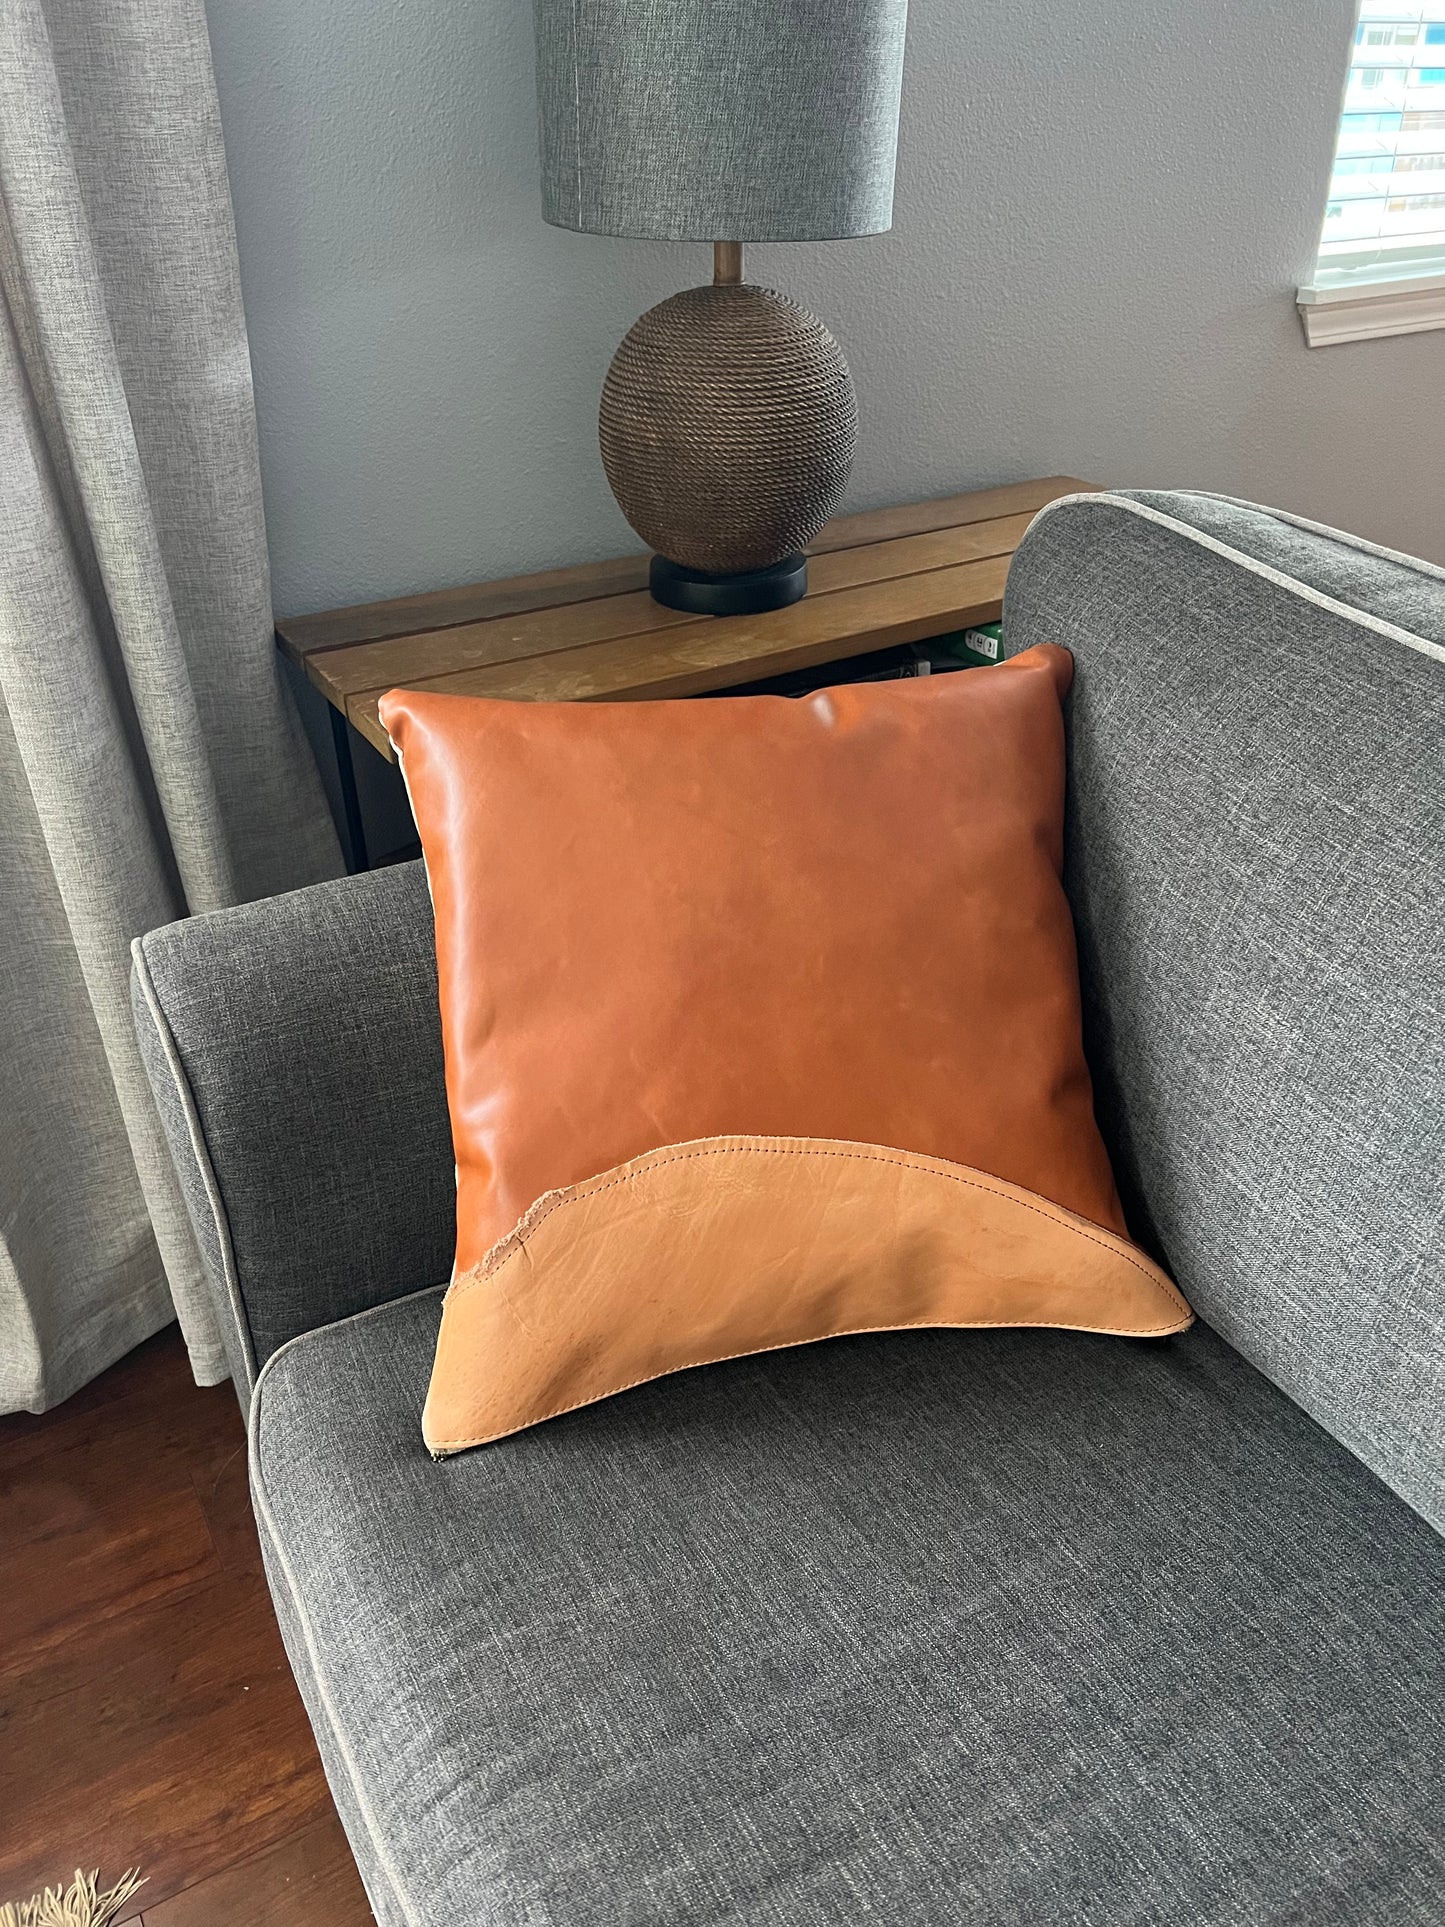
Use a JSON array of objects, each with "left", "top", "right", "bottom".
[{"left": 380, "top": 647, "right": 1190, "bottom": 1455}]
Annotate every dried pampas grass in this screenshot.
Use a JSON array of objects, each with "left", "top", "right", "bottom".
[{"left": 0, "top": 1870, "right": 144, "bottom": 1927}]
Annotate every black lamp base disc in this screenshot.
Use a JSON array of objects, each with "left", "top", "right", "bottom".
[{"left": 649, "top": 552, "right": 807, "bottom": 616}]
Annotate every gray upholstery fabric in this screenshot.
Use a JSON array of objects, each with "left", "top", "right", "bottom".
[
  {"left": 533, "top": 0, "right": 907, "bottom": 240},
  {"left": 1120, "top": 491, "right": 1445, "bottom": 650},
  {"left": 253, "top": 1291, "right": 1445, "bottom": 1927},
  {"left": 133, "top": 862, "right": 453, "bottom": 1398},
  {"left": 131, "top": 943, "right": 258, "bottom": 1400},
  {"left": 1006, "top": 491, "right": 1445, "bottom": 1533},
  {"left": 0, "top": 0, "right": 341, "bottom": 1409},
  {"left": 142, "top": 488, "right": 1444, "bottom": 1924}
]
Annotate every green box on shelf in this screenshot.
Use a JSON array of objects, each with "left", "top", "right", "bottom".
[{"left": 935, "top": 621, "right": 1005, "bottom": 669}]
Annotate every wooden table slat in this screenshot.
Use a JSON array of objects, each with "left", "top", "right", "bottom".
[
  {"left": 809, "top": 476, "right": 1095, "bottom": 554},
  {"left": 276, "top": 551, "right": 650, "bottom": 659},
  {"left": 307, "top": 511, "right": 1038, "bottom": 705},
  {"left": 279, "top": 477, "right": 1101, "bottom": 770},
  {"left": 347, "top": 550, "right": 1014, "bottom": 755},
  {"left": 276, "top": 476, "right": 1096, "bottom": 660}
]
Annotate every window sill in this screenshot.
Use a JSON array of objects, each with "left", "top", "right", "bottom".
[{"left": 1297, "top": 269, "right": 1445, "bottom": 347}]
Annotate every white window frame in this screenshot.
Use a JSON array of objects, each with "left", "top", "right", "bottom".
[{"left": 1298, "top": 261, "right": 1445, "bottom": 344}]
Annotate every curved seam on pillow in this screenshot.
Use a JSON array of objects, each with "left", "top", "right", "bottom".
[
  {"left": 451, "top": 1139, "right": 1190, "bottom": 1319},
  {"left": 430, "top": 1306, "right": 1192, "bottom": 1454}
]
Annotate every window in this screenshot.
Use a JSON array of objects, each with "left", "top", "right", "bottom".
[
  {"left": 1300, "top": 5, "right": 1445, "bottom": 341},
  {"left": 1340, "top": 109, "right": 1405, "bottom": 132},
  {"left": 1314, "top": 7, "right": 1445, "bottom": 270}
]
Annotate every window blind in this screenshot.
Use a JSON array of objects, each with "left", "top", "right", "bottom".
[{"left": 1316, "top": 3, "right": 1445, "bottom": 277}]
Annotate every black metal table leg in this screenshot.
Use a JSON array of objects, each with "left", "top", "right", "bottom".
[{"left": 329, "top": 704, "right": 369, "bottom": 873}]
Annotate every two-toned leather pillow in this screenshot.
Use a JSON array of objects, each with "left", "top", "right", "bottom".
[{"left": 381, "top": 646, "right": 1190, "bottom": 1456}]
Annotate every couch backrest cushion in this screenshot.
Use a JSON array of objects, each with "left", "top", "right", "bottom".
[
  {"left": 1006, "top": 490, "right": 1444, "bottom": 1532},
  {"left": 133, "top": 860, "right": 454, "bottom": 1395}
]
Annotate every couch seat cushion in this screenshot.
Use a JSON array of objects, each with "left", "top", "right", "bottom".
[{"left": 251, "top": 1290, "right": 1445, "bottom": 1927}]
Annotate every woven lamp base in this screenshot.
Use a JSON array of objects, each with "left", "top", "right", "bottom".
[{"left": 599, "top": 282, "right": 857, "bottom": 610}]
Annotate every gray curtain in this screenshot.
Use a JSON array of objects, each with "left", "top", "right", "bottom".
[{"left": 0, "top": 0, "right": 342, "bottom": 1410}]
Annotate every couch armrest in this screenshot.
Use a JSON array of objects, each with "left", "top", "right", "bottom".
[
  {"left": 132, "top": 860, "right": 454, "bottom": 1402},
  {"left": 1007, "top": 489, "right": 1445, "bottom": 1532}
]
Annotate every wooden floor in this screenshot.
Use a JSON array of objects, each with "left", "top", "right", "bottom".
[{"left": 0, "top": 1327, "right": 372, "bottom": 1925}]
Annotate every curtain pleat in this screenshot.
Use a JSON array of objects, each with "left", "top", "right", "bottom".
[{"left": 0, "top": 0, "right": 342, "bottom": 1410}]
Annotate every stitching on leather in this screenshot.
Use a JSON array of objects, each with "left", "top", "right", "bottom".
[
  {"left": 450, "top": 1140, "right": 1190, "bottom": 1317},
  {"left": 429, "top": 1307, "right": 1193, "bottom": 1454}
]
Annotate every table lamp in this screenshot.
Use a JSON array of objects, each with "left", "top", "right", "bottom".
[{"left": 532, "top": 0, "right": 909, "bottom": 614}]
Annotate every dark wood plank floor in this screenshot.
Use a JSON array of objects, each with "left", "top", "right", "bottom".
[{"left": 0, "top": 1327, "right": 372, "bottom": 1925}]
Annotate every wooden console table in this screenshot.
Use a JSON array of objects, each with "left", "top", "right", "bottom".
[{"left": 276, "top": 476, "right": 1095, "bottom": 867}]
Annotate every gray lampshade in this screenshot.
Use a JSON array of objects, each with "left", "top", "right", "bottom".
[{"left": 533, "top": 0, "right": 908, "bottom": 242}]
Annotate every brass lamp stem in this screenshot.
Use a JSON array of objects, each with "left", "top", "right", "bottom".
[{"left": 713, "top": 240, "right": 744, "bottom": 285}]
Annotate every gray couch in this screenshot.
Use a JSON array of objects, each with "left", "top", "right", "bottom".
[{"left": 132, "top": 492, "right": 1445, "bottom": 1926}]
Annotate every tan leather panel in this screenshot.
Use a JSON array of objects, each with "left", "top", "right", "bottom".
[
  {"left": 381, "top": 646, "right": 1130, "bottom": 1280},
  {"left": 423, "top": 1136, "right": 1192, "bottom": 1455}
]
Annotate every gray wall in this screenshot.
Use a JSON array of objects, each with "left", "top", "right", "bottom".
[{"left": 209, "top": 0, "right": 1445, "bottom": 626}]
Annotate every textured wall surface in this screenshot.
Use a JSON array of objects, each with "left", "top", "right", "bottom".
[{"left": 206, "top": 0, "right": 1445, "bottom": 620}]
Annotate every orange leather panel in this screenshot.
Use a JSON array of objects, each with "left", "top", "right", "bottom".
[
  {"left": 382, "top": 645, "right": 1130, "bottom": 1282},
  {"left": 423, "top": 1136, "right": 1192, "bottom": 1454}
]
